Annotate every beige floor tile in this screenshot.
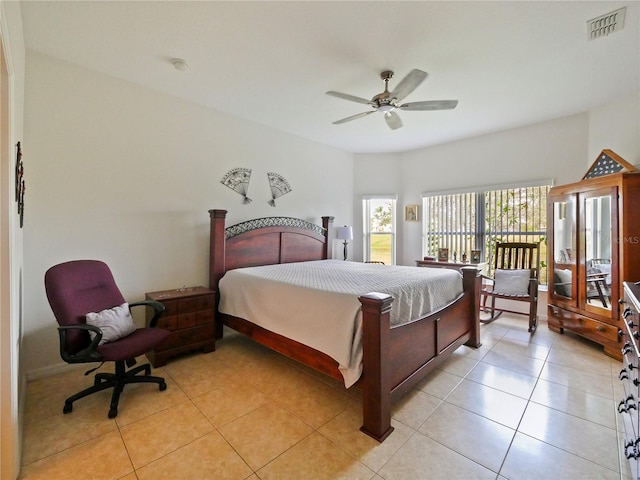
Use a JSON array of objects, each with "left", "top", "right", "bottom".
[
  {"left": 391, "top": 388, "right": 442, "bottom": 429},
  {"left": 19, "top": 431, "right": 132, "bottom": 480},
  {"left": 414, "top": 368, "right": 463, "bottom": 399},
  {"left": 218, "top": 401, "right": 313, "bottom": 471},
  {"left": 22, "top": 397, "right": 117, "bottom": 465},
  {"left": 540, "top": 362, "right": 614, "bottom": 398},
  {"left": 502, "top": 432, "right": 619, "bottom": 480},
  {"left": 437, "top": 354, "right": 479, "bottom": 378},
  {"left": 112, "top": 367, "right": 190, "bottom": 427},
  {"left": 445, "top": 379, "right": 528, "bottom": 429},
  {"left": 163, "top": 354, "right": 237, "bottom": 398},
  {"left": 120, "top": 400, "right": 214, "bottom": 468},
  {"left": 503, "top": 323, "right": 556, "bottom": 347},
  {"left": 319, "top": 405, "right": 414, "bottom": 472},
  {"left": 546, "top": 345, "right": 615, "bottom": 377},
  {"left": 530, "top": 378, "right": 616, "bottom": 428},
  {"left": 490, "top": 336, "right": 551, "bottom": 361},
  {"left": 418, "top": 402, "right": 515, "bottom": 473},
  {"left": 23, "top": 367, "right": 93, "bottom": 427},
  {"left": 480, "top": 348, "right": 546, "bottom": 378},
  {"left": 135, "top": 430, "right": 252, "bottom": 480},
  {"left": 467, "top": 361, "right": 538, "bottom": 399},
  {"left": 518, "top": 402, "right": 619, "bottom": 472},
  {"left": 274, "top": 375, "right": 353, "bottom": 428},
  {"left": 256, "top": 432, "right": 375, "bottom": 480},
  {"left": 378, "top": 432, "right": 496, "bottom": 479},
  {"left": 235, "top": 355, "right": 318, "bottom": 398},
  {"left": 192, "top": 379, "right": 270, "bottom": 427}
]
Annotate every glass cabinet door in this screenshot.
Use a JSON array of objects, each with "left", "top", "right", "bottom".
[
  {"left": 552, "top": 197, "right": 576, "bottom": 300},
  {"left": 582, "top": 190, "right": 616, "bottom": 315}
]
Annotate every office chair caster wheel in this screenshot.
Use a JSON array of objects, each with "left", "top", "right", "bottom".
[
  {"left": 159, "top": 381, "right": 167, "bottom": 391},
  {"left": 108, "top": 407, "right": 118, "bottom": 419},
  {"left": 63, "top": 402, "right": 73, "bottom": 414}
]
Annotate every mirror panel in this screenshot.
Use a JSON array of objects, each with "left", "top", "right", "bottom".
[
  {"left": 584, "top": 195, "right": 612, "bottom": 311},
  {"left": 553, "top": 199, "right": 576, "bottom": 299}
]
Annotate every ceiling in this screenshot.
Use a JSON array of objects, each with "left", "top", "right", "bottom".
[{"left": 20, "top": 1, "right": 640, "bottom": 154}]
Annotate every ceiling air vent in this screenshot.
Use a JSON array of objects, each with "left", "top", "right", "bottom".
[{"left": 587, "top": 7, "right": 626, "bottom": 40}]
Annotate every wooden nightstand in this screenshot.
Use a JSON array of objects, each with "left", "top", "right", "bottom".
[{"left": 144, "top": 286, "right": 215, "bottom": 367}]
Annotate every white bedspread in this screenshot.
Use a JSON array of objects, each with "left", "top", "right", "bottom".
[{"left": 219, "top": 260, "right": 463, "bottom": 387}]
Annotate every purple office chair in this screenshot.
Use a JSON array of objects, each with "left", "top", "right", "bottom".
[{"left": 45, "top": 260, "right": 170, "bottom": 418}]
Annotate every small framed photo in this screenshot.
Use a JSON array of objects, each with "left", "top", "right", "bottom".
[
  {"left": 470, "top": 250, "right": 481, "bottom": 264},
  {"left": 438, "top": 248, "right": 449, "bottom": 262},
  {"left": 405, "top": 204, "right": 419, "bottom": 222}
]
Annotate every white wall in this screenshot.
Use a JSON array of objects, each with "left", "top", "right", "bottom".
[
  {"left": 354, "top": 114, "right": 589, "bottom": 265},
  {"left": 0, "top": 1, "right": 25, "bottom": 478},
  {"left": 23, "top": 51, "right": 353, "bottom": 375},
  {"left": 588, "top": 91, "right": 640, "bottom": 166}
]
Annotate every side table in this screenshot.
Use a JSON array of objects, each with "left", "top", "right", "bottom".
[{"left": 145, "top": 286, "right": 215, "bottom": 367}]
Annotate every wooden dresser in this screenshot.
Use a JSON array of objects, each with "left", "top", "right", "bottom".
[
  {"left": 619, "top": 281, "right": 640, "bottom": 479},
  {"left": 145, "top": 286, "right": 215, "bottom": 367}
]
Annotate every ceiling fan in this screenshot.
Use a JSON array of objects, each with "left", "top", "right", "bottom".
[{"left": 326, "top": 69, "right": 458, "bottom": 130}]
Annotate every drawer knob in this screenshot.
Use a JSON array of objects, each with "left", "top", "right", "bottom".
[
  {"left": 625, "top": 440, "right": 638, "bottom": 459},
  {"left": 619, "top": 400, "right": 629, "bottom": 413}
]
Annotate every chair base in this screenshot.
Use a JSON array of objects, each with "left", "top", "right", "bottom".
[
  {"left": 63, "top": 360, "right": 166, "bottom": 418},
  {"left": 480, "top": 306, "right": 538, "bottom": 334}
]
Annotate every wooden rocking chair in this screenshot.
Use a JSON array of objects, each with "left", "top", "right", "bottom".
[{"left": 481, "top": 242, "right": 540, "bottom": 333}]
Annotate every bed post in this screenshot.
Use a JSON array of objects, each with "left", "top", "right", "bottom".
[
  {"left": 461, "top": 266, "right": 482, "bottom": 348},
  {"left": 358, "top": 292, "right": 394, "bottom": 442},
  {"left": 322, "top": 216, "right": 334, "bottom": 259},
  {"left": 209, "top": 209, "right": 227, "bottom": 338}
]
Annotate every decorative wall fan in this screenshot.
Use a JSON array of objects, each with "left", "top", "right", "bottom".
[{"left": 326, "top": 69, "right": 458, "bottom": 130}]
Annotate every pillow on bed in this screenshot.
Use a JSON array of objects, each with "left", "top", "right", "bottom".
[
  {"left": 493, "top": 269, "right": 531, "bottom": 296},
  {"left": 86, "top": 303, "right": 136, "bottom": 345}
]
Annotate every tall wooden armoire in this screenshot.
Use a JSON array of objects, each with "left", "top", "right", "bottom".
[{"left": 547, "top": 150, "right": 640, "bottom": 360}]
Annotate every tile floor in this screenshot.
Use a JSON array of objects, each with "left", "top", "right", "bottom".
[{"left": 20, "top": 315, "right": 631, "bottom": 479}]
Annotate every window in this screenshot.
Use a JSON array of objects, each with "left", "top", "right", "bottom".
[
  {"left": 422, "top": 182, "right": 550, "bottom": 282},
  {"left": 363, "top": 195, "right": 396, "bottom": 265}
]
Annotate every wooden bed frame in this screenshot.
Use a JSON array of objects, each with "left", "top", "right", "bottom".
[{"left": 209, "top": 209, "right": 481, "bottom": 442}]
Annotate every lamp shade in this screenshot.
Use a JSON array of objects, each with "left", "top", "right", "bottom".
[{"left": 336, "top": 226, "right": 353, "bottom": 241}]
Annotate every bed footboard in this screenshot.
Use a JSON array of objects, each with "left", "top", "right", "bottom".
[{"left": 358, "top": 267, "right": 481, "bottom": 441}]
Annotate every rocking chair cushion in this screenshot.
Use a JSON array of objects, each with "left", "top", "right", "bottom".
[
  {"left": 86, "top": 302, "right": 136, "bottom": 345},
  {"left": 493, "top": 269, "right": 531, "bottom": 296}
]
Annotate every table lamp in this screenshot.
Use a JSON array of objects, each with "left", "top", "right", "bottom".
[{"left": 336, "top": 226, "right": 353, "bottom": 261}]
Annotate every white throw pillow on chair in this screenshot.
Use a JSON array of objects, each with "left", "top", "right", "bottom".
[
  {"left": 493, "top": 269, "right": 531, "bottom": 296},
  {"left": 86, "top": 302, "right": 136, "bottom": 345}
]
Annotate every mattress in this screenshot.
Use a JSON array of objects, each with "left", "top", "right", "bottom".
[{"left": 219, "top": 259, "right": 463, "bottom": 387}]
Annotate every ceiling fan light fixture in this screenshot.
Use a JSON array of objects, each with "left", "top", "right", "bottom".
[{"left": 378, "top": 104, "right": 395, "bottom": 113}]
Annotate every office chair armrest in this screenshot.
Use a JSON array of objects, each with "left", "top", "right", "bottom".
[
  {"left": 129, "top": 300, "right": 166, "bottom": 328},
  {"left": 58, "top": 324, "right": 103, "bottom": 363}
]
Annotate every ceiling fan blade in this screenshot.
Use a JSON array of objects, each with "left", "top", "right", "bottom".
[
  {"left": 390, "top": 69, "right": 428, "bottom": 103},
  {"left": 399, "top": 100, "right": 459, "bottom": 111},
  {"left": 326, "top": 91, "right": 373, "bottom": 105},
  {"left": 384, "top": 111, "right": 403, "bottom": 130},
  {"left": 332, "top": 110, "right": 375, "bottom": 125}
]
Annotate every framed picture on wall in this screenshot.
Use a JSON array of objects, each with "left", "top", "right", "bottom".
[{"left": 405, "top": 204, "right": 418, "bottom": 222}]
